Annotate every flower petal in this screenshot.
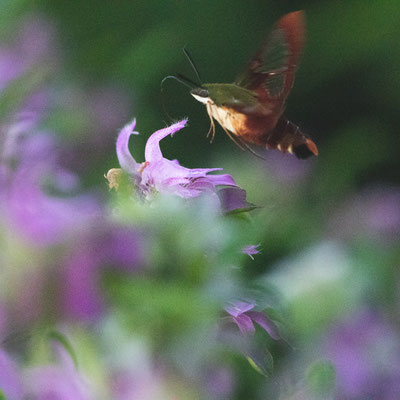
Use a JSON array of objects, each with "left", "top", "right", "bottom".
[
  {"left": 241, "top": 244, "right": 261, "bottom": 260},
  {"left": 144, "top": 120, "right": 187, "bottom": 163},
  {"left": 218, "top": 187, "right": 250, "bottom": 213},
  {"left": 233, "top": 314, "right": 256, "bottom": 335},
  {"left": 116, "top": 119, "right": 140, "bottom": 175},
  {"left": 201, "top": 173, "right": 237, "bottom": 186},
  {"left": 247, "top": 311, "right": 281, "bottom": 340},
  {"left": 226, "top": 301, "right": 255, "bottom": 318}
]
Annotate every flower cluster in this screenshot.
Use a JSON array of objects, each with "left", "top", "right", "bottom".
[{"left": 106, "top": 119, "right": 250, "bottom": 211}]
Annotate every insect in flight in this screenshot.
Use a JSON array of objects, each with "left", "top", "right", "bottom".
[{"left": 164, "top": 11, "right": 318, "bottom": 159}]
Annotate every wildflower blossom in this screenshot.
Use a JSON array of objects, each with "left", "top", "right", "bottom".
[
  {"left": 225, "top": 301, "right": 280, "bottom": 339},
  {"left": 323, "top": 309, "right": 400, "bottom": 399},
  {"left": 61, "top": 226, "right": 146, "bottom": 322},
  {"left": 241, "top": 244, "right": 261, "bottom": 260},
  {"left": 1, "top": 118, "right": 100, "bottom": 246},
  {"left": 107, "top": 119, "right": 245, "bottom": 203},
  {"left": 328, "top": 186, "right": 400, "bottom": 243}
]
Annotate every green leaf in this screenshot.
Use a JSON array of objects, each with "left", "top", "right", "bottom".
[
  {"left": 246, "top": 346, "right": 274, "bottom": 377},
  {"left": 307, "top": 360, "right": 336, "bottom": 395},
  {"left": 0, "top": 389, "right": 7, "bottom": 400},
  {"left": 47, "top": 330, "right": 79, "bottom": 369}
]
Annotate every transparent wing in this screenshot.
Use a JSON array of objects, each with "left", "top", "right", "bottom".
[{"left": 235, "top": 11, "right": 305, "bottom": 102}]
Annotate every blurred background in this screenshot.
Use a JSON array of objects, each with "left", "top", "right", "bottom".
[{"left": 0, "top": 0, "right": 400, "bottom": 399}]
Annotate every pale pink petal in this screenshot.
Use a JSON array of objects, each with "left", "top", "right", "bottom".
[
  {"left": 202, "top": 173, "right": 236, "bottom": 186},
  {"left": 233, "top": 314, "right": 256, "bottom": 335},
  {"left": 144, "top": 120, "right": 187, "bottom": 162},
  {"left": 116, "top": 119, "right": 140, "bottom": 175},
  {"left": 247, "top": 311, "right": 281, "bottom": 340},
  {"left": 241, "top": 244, "right": 261, "bottom": 260},
  {"left": 226, "top": 301, "right": 255, "bottom": 318}
]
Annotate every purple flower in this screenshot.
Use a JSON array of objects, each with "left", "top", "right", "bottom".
[
  {"left": 264, "top": 151, "right": 312, "bottom": 184},
  {"left": 225, "top": 301, "right": 280, "bottom": 339},
  {"left": 61, "top": 226, "right": 146, "bottom": 322},
  {"left": 241, "top": 244, "right": 261, "bottom": 260},
  {"left": 25, "top": 348, "right": 94, "bottom": 400},
  {"left": 108, "top": 119, "right": 240, "bottom": 200},
  {"left": 0, "top": 115, "right": 101, "bottom": 247},
  {"left": 323, "top": 309, "right": 400, "bottom": 399},
  {"left": 3, "top": 134, "right": 100, "bottom": 246},
  {"left": 203, "top": 366, "right": 235, "bottom": 398},
  {"left": 0, "top": 14, "right": 57, "bottom": 92},
  {"left": 0, "top": 350, "right": 24, "bottom": 400},
  {"left": 328, "top": 186, "right": 400, "bottom": 244}
]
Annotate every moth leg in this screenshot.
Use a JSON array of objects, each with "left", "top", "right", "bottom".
[
  {"left": 206, "top": 102, "right": 216, "bottom": 143},
  {"left": 219, "top": 124, "right": 247, "bottom": 151},
  {"left": 237, "top": 137, "right": 267, "bottom": 160}
]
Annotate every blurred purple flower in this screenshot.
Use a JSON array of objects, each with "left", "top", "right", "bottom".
[
  {"left": 328, "top": 186, "right": 400, "bottom": 243},
  {"left": 241, "top": 244, "right": 261, "bottom": 260},
  {"left": 1, "top": 121, "right": 101, "bottom": 246},
  {"left": 61, "top": 226, "right": 146, "bottom": 322},
  {"left": 0, "top": 14, "right": 57, "bottom": 91},
  {"left": 323, "top": 309, "right": 400, "bottom": 399},
  {"left": 108, "top": 119, "right": 241, "bottom": 200},
  {"left": 111, "top": 369, "right": 167, "bottom": 400},
  {"left": 265, "top": 151, "right": 311, "bottom": 184},
  {"left": 25, "top": 348, "right": 94, "bottom": 400},
  {"left": 225, "top": 301, "right": 280, "bottom": 339},
  {"left": 204, "top": 365, "right": 235, "bottom": 398},
  {"left": 0, "top": 349, "right": 24, "bottom": 400},
  {"left": 7, "top": 164, "right": 99, "bottom": 246}
]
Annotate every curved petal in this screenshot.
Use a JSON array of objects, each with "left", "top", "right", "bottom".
[
  {"left": 226, "top": 301, "right": 255, "bottom": 318},
  {"left": 247, "top": 311, "right": 281, "bottom": 340},
  {"left": 144, "top": 120, "right": 187, "bottom": 163},
  {"left": 218, "top": 187, "right": 249, "bottom": 213},
  {"left": 233, "top": 314, "right": 256, "bottom": 335},
  {"left": 202, "top": 173, "right": 237, "bottom": 186},
  {"left": 187, "top": 167, "right": 222, "bottom": 176},
  {"left": 116, "top": 119, "right": 140, "bottom": 175}
]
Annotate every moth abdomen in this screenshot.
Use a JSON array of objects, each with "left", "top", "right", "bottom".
[{"left": 264, "top": 117, "right": 318, "bottom": 159}]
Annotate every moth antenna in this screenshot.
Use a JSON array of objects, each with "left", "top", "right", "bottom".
[
  {"left": 176, "top": 73, "right": 201, "bottom": 88},
  {"left": 183, "top": 47, "right": 203, "bottom": 86}
]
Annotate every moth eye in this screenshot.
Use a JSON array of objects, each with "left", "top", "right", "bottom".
[{"left": 191, "top": 88, "right": 209, "bottom": 98}]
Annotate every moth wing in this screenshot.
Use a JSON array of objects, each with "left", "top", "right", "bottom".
[{"left": 235, "top": 11, "right": 305, "bottom": 104}]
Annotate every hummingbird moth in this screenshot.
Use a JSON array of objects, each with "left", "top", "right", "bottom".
[{"left": 165, "top": 11, "right": 318, "bottom": 159}]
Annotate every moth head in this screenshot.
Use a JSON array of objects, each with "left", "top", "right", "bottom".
[{"left": 190, "top": 87, "right": 210, "bottom": 104}]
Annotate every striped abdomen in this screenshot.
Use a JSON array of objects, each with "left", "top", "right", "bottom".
[
  {"left": 260, "top": 116, "right": 318, "bottom": 159},
  {"left": 210, "top": 104, "right": 318, "bottom": 159}
]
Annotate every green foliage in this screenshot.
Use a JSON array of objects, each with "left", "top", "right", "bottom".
[
  {"left": 47, "top": 329, "right": 79, "bottom": 369},
  {"left": 307, "top": 360, "right": 336, "bottom": 396}
]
